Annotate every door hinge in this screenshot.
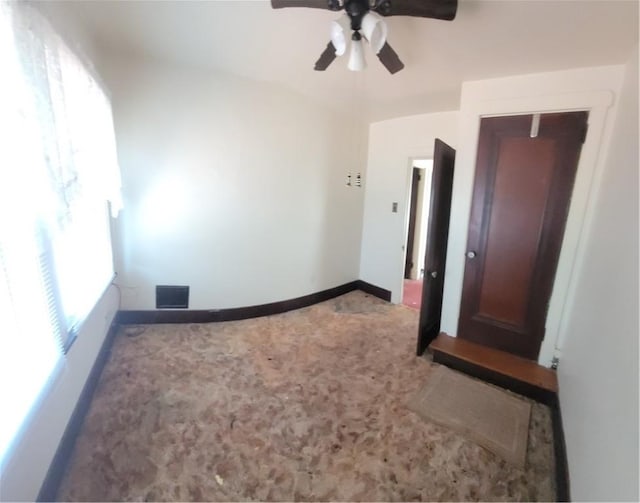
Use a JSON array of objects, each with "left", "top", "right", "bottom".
[{"left": 551, "top": 356, "right": 560, "bottom": 370}]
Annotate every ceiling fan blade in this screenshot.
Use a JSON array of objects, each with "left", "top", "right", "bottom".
[
  {"left": 374, "top": 0, "right": 458, "bottom": 20},
  {"left": 377, "top": 42, "right": 405, "bottom": 74},
  {"left": 271, "top": 0, "right": 334, "bottom": 9},
  {"left": 314, "top": 42, "right": 338, "bottom": 71}
]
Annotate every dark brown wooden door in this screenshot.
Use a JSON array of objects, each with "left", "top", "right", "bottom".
[
  {"left": 404, "top": 167, "right": 421, "bottom": 279},
  {"left": 458, "top": 112, "right": 588, "bottom": 359},
  {"left": 416, "top": 139, "right": 456, "bottom": 355}
]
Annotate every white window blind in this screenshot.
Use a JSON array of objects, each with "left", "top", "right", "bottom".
[{"left": 0, "top": 0, "right": 122, "bottom": 464}]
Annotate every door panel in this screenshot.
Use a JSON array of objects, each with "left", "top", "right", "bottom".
[
  {"left": 458, "top": 112, "right": 587, "bottom": 359},
  {"left": 416, "top": 139, "right": 456, "bottom": 355},
  {"left": 477, "top": 137, "right": 555, "bottom": 327}
]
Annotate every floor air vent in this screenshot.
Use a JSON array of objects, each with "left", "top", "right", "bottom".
[{"left": 156, "top": 285, "right": 189, "bottom": 309}]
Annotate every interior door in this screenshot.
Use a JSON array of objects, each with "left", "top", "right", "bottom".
[
  {"left": 458, "top": 112, "right": 588, "bottom": 360},
  {"left": 416, "top": 139, "right": 456, "bottom": 355},
  {"left": 404, "top": 167, "right": 421, "bottom": 279}
]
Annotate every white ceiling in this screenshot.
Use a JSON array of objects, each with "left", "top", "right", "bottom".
[{"left": 47, "top": 0, "right": 638, "bottom": 121}]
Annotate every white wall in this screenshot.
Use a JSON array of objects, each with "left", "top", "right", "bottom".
[
  {"left": 359, "top": 112, "right": 459, "bottom": 302},
  {"left": 0, "top": 6, "right": 121, "bottom": 502},
  {"left": 438, "top": 65, "right": 625, "bottom": 366},
  {"left": 558, "top": 47, "right": 638, "bottom": 502},
  {"left": 101, "top": 55, "right": 366, "bottom": 310}
]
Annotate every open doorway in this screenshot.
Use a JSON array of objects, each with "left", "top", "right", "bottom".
[{"left": 402, "top": 159, "right": 433, "bottom": 310}]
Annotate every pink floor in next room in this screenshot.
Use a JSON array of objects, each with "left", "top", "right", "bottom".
[{"left": 403, "top": 279, "right": 423, "bottom": 310}]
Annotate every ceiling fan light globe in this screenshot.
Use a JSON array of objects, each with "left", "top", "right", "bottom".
[
  {"left": 347, "top": 37, "right": 366, "bottom": 71},
  {"left": 361, "top": 11, "right": 387, "bottom": 54},
  {"left": 330, "top": 15, "right": 350, "bottom": 56}
]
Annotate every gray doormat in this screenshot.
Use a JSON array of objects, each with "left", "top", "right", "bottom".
[{"left": 409, "top": 365, "right": 531, "bottom": 468}]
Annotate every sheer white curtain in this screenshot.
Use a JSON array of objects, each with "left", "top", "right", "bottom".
[{"left": 0, "top": 0, "right": 122, "bottom": 464}]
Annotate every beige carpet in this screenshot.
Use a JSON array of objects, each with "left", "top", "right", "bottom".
[
  {"left": 408, "top": 365, "right": 531, "bottom": 468},
  {"left": 57, "top": 291, "right": 556, "bottom": 501}
]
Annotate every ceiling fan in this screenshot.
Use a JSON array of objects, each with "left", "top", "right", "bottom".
[{"left": 271, "top": 0, "right": 458, "bottom": 74}]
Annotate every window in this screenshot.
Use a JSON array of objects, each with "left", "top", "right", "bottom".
[{"left": 0, "top": 2, "right": 122, "bottom": 463}]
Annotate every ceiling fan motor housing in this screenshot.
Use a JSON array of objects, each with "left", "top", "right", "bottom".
[
  {"left": 271, "top": 0, "right": 458, "bottom": 74},
  {"left": 345, "top": 0, "right": 371, "bottom": 30}
]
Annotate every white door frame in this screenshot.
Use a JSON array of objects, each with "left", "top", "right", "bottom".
[{"left": 440, "top": 89, "right": 619, "bottom": 366}]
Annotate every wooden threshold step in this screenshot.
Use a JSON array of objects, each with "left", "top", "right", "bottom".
[{"left": 428, "top": 333, "right": 558, "bottom": 404}]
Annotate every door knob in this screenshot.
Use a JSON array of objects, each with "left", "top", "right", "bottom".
[
  {"left": 429, "top": 271, "right": 438, "bottom": 279},
  {"left": 466, "top": 251, "right": 477, "bottom": 259}
]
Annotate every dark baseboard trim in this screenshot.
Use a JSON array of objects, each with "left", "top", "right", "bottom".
[
  {"left": 431, "top": 351, "right": 570, "bottom": 502},
  {"left": 355, "top": 280, "right": 392, "bottom": 302},
  {"left": 37, "top": 318, "right": 120, "bottom": 502},
  {"left": 118, "top": 281, "right": 357, "bottom": 324},
  {"left": 117, "top": 281, "right": 392, "bottom": 325},
  {"left": 550, "top": 393, "right": 571, "bottom": 502}
]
